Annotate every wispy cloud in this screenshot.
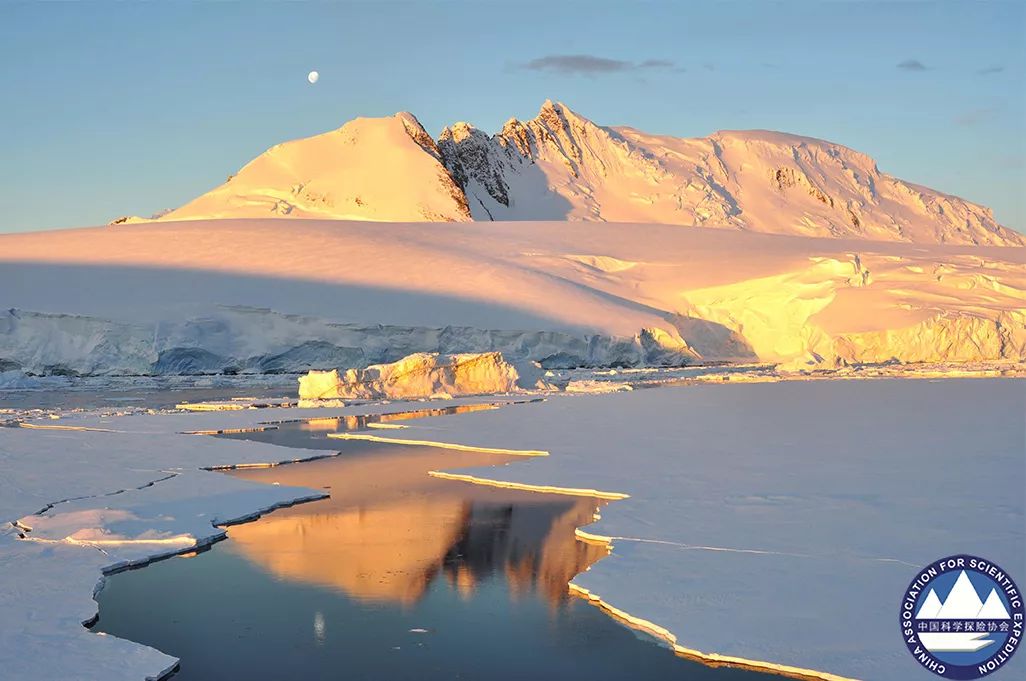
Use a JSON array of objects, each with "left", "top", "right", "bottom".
[
  {"left": 639, "top": 59, "right": 675, "bottom": 69},
  {"left": 524, "top": 54, "right": 629, "bottom": 74},
  {"left": 954, "top": 107, "right": 997, "bottom": 127},
  {"left": 977, "top": 65, "right": 1005, "bottom": 76},
  {"left": 522, "top": 54, "right": 680, "bottom": 75},
  {"left": 897, "top": 59, "right": 928, "bottom": 71}
]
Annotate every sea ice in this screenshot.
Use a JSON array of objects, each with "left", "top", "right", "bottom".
[
  {"left": 0, "top": 417, "right": 337, "bottom": 680},
  {"left": 2, "top": 394, "right": 532, "bottom": 681},
  {"left": 376, "top": 379, "right": 1026, "bottom": 680},
  {"left": 2, "top": 381, "right": 1022, "bottom": 681}
]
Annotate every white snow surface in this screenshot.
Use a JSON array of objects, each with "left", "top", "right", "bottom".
[
  {"left": 376, "top": 379, "right": 1025, "bottom": 680},
  {"left": 1, "top": 219, "right": 1023, "bottom": 377},
  {"left": 152, "top": 101, "right": 1021, "bottom": 246}
]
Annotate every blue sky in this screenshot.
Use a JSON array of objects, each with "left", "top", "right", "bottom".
[{"left": 1, "top": 1, "right": 1023, "bottom": 233}]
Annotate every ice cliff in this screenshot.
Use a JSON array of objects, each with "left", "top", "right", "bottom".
[{"left": 0, "top": 308, "right": 697, "bottom": 377}]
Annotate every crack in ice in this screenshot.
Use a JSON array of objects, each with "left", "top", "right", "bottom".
[
  {"left": 601, "top": 536, "right": 919, "bottom": 568},
  {"left": 14, "top": 472, "right": 181, "bottom": 528}
]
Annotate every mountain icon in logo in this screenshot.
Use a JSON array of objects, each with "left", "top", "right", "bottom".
[
  {"left": 917, "top": 571, "right": 1013, "bottom": 620},
  {"left": 915, "top": 570, "right": 1012, "bottom": 653},
  {"left": 977, "top": 589, "right": 1013, "bottom": 619}
]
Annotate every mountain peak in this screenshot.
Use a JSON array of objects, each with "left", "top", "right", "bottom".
[
  {"left": 392, "top": 111, "right": 438, "bottom": 154},
  {"left": 393, "top": 110, "right": 421, "bottom": 124},
  {"left": 440, "top": 121, "right": 481, "bottom": 144},
  {"left": 534, "top": 99, "right": 592, "bottom": 128}
]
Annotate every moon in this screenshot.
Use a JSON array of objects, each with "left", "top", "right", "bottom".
[{"left": 307, "top": 70, "right": 319, "bottom": 84}]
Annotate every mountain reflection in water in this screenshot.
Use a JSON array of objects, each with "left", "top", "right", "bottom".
[
  {"left": 93, "top": 416, "right": 777, "bottom": 680},
  {"left": 225, "top": 442, "right": 608, "bottom": 606},
  {"left": 285, "top": 401, "right": 500, "bottom": 435}
]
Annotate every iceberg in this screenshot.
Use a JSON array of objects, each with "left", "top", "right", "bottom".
[{"left": 298, "top": 352, "right": 527, "bottom": 400}]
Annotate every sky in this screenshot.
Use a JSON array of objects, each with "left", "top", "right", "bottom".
[{"left": 1, "top": 1, "right": 1023, "bottom": 233}]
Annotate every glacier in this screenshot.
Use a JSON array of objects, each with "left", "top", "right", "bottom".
[{"left": 1, "top": 220, "right": 1023, "bottom": 379}]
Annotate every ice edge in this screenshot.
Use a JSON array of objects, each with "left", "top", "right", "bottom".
[
  {"left": 429, "top": 450, "right": 862, "bottom": 681},
  {"left": 328, "top": 431, "right": 549, "bottom": 456},
  {"left": 43, "top": 465, "right": 333, "bottom": 677},
  {"left": 568, "top": 581, "right": 858, "bottom": 681},
  {"left": 427, "top": 470, "right": 628, "bottom": 500}
]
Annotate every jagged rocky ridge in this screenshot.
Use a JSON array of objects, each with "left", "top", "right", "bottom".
[{"left": 146, "top": 101, "right": 1022, "bottom": 246}]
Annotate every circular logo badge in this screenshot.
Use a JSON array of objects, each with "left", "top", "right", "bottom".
[{"left": 902, "top": 555, "right": 1023, "bottom": 678}]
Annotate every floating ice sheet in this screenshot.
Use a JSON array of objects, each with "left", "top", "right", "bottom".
[{"left": 392, "top": 379, "right": 1025, "bottom": 680}]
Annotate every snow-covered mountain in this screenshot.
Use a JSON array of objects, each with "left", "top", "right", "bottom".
[
  {"left": 158, "top": 112, "right": 471, "bottom": 223},
  {"left": 149, "top": 101, "right": 1022, "bottom": 246}
]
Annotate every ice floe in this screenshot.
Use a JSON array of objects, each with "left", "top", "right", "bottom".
[
  {"left": 1, "top": 381, "right": 1022, "bottom": 681},
  {"left": 374, "top": 379, "right": 1026, "bottom": 680}
]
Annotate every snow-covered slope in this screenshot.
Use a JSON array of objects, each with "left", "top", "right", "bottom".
[
  {"left": 441, "top": 101, "right": 1021, "bottom": 245},
  {"left": 1, "top": 219, "right": 1023, "bottom": 376},
  {"left": 160, "top": 112, "right": 471, "bottom": 223},
  {"left": 142, "top": 101, "right": 1022, "bottom": 246}
]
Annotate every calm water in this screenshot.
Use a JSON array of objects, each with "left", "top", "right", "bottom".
[{"left": 93, "top": 418, "right": 774, "bottom": 680}]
